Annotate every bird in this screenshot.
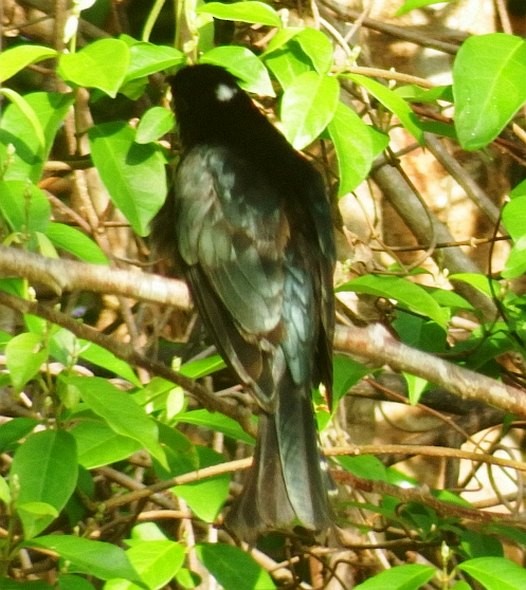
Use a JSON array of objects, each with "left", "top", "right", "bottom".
[{"left": 151, "top": 63, "right": 336, "bottom": 541}]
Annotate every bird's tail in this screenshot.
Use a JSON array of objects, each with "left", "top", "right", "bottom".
[{"left": 225, "top": 381, "right": 332, "bottom": 542}]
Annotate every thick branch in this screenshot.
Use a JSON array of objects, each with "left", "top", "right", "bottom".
[
  {"left": 334, "top": 323, "right": 526, "bottom": 417},
  {"left": 1, "top": 246, "right": 523, "bottom": 418},
  {"left": 0, "top": 245, "right": 191, "bottom": 310}
]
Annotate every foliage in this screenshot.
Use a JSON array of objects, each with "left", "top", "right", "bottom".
[{"left": 0, "top": 0, "right": 526, "bottom": 588}]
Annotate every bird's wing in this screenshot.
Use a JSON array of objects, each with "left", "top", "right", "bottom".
[{"left": 175, "top": 143, "right": 290, "bottom": 408}]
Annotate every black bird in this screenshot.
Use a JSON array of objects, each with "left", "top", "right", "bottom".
[{"left": 152, "top": 64, "right": 335, "bottom": 541}]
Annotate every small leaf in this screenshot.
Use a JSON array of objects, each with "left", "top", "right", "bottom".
[
  {"left": 88, "top": 122, "right": 167, "bottom": 236},
  {"left": 198, "top": 1, "right": 281, "bottom": 27},
  {"left": 502, "top": 196, "right": 526, "bottom": 241},
  {"left": 124, "top": 40, "right": 185, "bottom": 82},
  {"left": 345, "top": 73, "right": 424, "bottom": 143},
  {"left": 0, "top": 92, "right": 74, "bottom": 183},
  {"left": 453, "top": 33, "right": 526, "bottom": 150},
  {"left": 174, "top": 448, "right": 230, "bottom": 522},
  {"left": 45, "top": 222, "right": 108, "bottom": 264},
  {"left": 201, "top": 47, "right": 275, "bottom": 96},
  {"left": 106, "top": 540, "right": 185, "bottom": 590},
  {"left": 136, "top": 106, "right": 174, "bottom": 144},
  {"left": 71, "top": 420, "right": 142, "bottom": 469},
  {"left": 458, "top": 556, "right": 526, "bottom": 590},
  {"left": 0, "top": 417, "right": 38, "bottom": 453},
  {"left": 353, "top": 563, "right": 436, "bottom": 589},
  {"left": 264, "top": 41, "right": 312, "bottom": 89},
  {"left": 0, "top": 88, "right": 46, "bottom": 150},
  {"left": 27, "top": 536, "right": 141, "bottom": 583},
  {"left": 395, "top": 0, "right": 455, "bottom": 16},
  {"left": 0, "top": 44, "right": 57, "bottom": 82},
  {"left": 58, "top": 38, "right": 130, "bottom": 97},
  {"left": 328, "top": 102, "right": 388, "bottom": 194},
  {"left": 11, "top": 430, "right": 78, "bottom": 538},
  {"left": 78, "top": 340, "right": 140, "bottom": 386},
  {"left": 0, "top": 180, "right": 50, "bottom": 234},
  {"left": 281, "top": 71, "right": 339, "bottom": 149},
  {"left": 294, "top": 28, "right": 334, "bottom": 74},
  {"left": 67, "top": 376, "right": 167, "bottom": 467},
  {"left": 338, "top": 275, "right": 448, "bottom": 329},
  {"left": 196, "top": 544, "right": 276, "bottom": 590},
  {"left": 178, "top": 409, "right": 255, "bottom": 444},
  {"left": 5, "top": 332, "right": 48, "bottom": 391},
  {"left": 502, "top": 235, "right": 526, "bottom": 279}
]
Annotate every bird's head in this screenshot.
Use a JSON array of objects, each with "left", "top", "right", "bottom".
[{"left": 167, "top": 64, "right": 260, "bottom": 147}]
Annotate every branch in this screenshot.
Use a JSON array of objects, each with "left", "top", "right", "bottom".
[
  {"left": 1, "top": 246, "right": 524, "bottom": 418},
  {"left": 0, "top": 245, "right": 191, "bottom": 310},
  {"left": 334, "top": 323, "right": 526, "bottom": 417}
]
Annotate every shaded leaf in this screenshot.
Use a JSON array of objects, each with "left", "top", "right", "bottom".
[
  {"left": 45, "top": 222, "right": 108, "bottom": 264},
  {"left": 88, "top": 122, "right": 166, "bottom": 236},
  {"left": 67, "top": 376, "right": 166, "bottom": 467},
  {"left": 11, "top": 430, "right": 77, "bottom": 538},
  {"left": 27, "top": 536, "right": 141, "bottom": 584},
  {"left": 201, "top": 47, "right": 275, "bottom": 96},
  {"left": 196, "top": 544, "right": 276, "bottom": 590}
]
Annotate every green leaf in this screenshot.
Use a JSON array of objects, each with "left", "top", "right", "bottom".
[
  {"left": 58, "top": 38, "right": 130, "bottom": 97},
  {"left": 67, "top": 376, "right": 167, "bottom": 467},
  {"left": 328, "top": 102, "right": 388, "bottom": 194},
  {"left": 281, "top": 71, "right": 339, "bottom": 149},
  {"left": 345, "top": 73, "right": 424, "bottom": 144},
  {"left": 338, "top": 454, "right": 388, "bottom": 482},
  {"left": 11, "top": 430, "right": 78, "bottom": 538},
  {"left": 0, "top": 180, "right": 50, "bottom": 234},
  {"left": 338, "top": 274, "right": 448, "bottom": 329},
  {"left": 0, "top": 91, "right": 74, "bottom": 182},
  {"left": 136, "top": 106, "right": 174, "bottom": 144},
  {"left": 197, "top": 1, "right": 281, "bottom": 27},
  {"left": 332, "top": 355, "right": 371, "bottom": 405},
  {"left": 453, "top": 33, "right": 526, "bottom": 150},
  {"left": 178, "top": 409, "right": 255, "bottom": 445},
  {"left": 0, "top": 44, "right": 57, "bottom": 82},
  {"left": 510, "top": 178, "right": 526, "bottom": 198},
  {"left": 106, "top": 540, "right": 184, "bottom": 590},
  {"left": 5, "top": 332, "right": 48, "bottom": 391},
  {"left": 449, "top": 273, "right": 496, "bottom": 298},
  {"left": 502, "top": 235, "right": 526, "bottom": 279},
  {"left": 502, "top": 196, "right": 526, "bottom": 241},
  {"left": 201, "top": 47, "right": 275, "bottom": 96},
  {"left": 58, "top": 574, "right": 96, "bottom": 590},
  {"left": 0, "top": 88, "right": 46, "bottom": 150},
  {"left": 174, "top": 447, "right": 230, "bottom": 522},
  {"left": 88, "top": 122, "right": 167, "bottom": 236},
  {"left": 0, "top": 417, "right": 38, "bottom": 453},
  {"left": 458, "top": 556, "right": 526, "bottom": 589},
  {"left": 294, "top": 27, "right": 334, "bottom": 74},
  {"left": 196, "top": 543, "right": 276, "bottom": 590},
  {"left": 179, "top": 354, "right": 226, "bottom": 379},
  {"left": 124, "top": 39, "right": 185, "bottom": 82},
  {"left": 78, "top": 340, "right": 141, "bottom": 386},
  {"left": 263, "top": 35, "right": 312, "bottom": 89},
  {"left": 353, "top": 564, "right": 435, "bottom": 589},
  {"left": 71, "top": 420, "right": 142, "bottom": 469},
  {"left": 45, "top": 222, "right": 109, "bottom": 264},
  {"left": 395, "top": 0, "right": 455, "bottom": 16},
  {"left": 27, "top": 535, "right": 141, "bottom": 583}
]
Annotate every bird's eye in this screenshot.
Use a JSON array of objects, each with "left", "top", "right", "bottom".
[{"left": 215, "top": 83, "right": 238, "bottom": 102}]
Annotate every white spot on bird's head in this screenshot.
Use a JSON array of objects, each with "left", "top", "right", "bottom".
[{"left": 215, "top": 83, "right": 238, "bottom": 102}]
